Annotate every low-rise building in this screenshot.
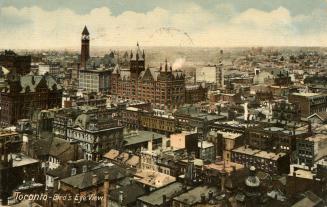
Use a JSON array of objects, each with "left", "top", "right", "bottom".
[
  {"left": 172, "top": 185, "right": 219, "bottom": 207},
  {"left": 137, "top": 182, "right": 189, "bottom": 207},
  {"left": 296, "top": 134, "right": 327, "bottom": 167},
  {"left": 289, "top": 93, "right": 327, "bottom": 117},
  {"left": 231, "top": 146, "right": 290, "bottom": 174}
]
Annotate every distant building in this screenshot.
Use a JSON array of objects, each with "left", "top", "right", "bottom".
[
  {"left": 289, "top": 93, "right": 327, "bottom": 117},
  {"left": 272, "top": 101, "right": 301, "bottom": 122},
  {"left": 216, "top": 63, "right": 224, "bottom": 88},
  {"left": 78, "top": 67, "right": 112, "bottom": 93},
  {"left": 246, "top": 126, "right": 309, "bottom": 153},
  {"left": 296, "top": 134, "right": 327, "bottom": 167},
  {"left": 0, "top": 50, "right": 31, "bottom": 75},
  {"left": 232, "top": 146, "right": 290, "bottom": 174},
  {"left": 111, "top": 44, "right": 185, "bottom": 110},
  {"left": 185, "top": 84, "right": 207, "bottom": 104},
  {"left": 54, "top": 111, "right": 123, "bottom": 161},
  {"left": 140, "top": 110, "right": 176, "bottom": 134},
  {"left": 198, "top": 140, "right": 215, "bottom": 162}
]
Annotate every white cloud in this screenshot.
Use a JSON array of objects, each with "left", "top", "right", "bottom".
[
  {"left": 0, "top": 5, "right": 326, "bottom": 49},
  {"left": 231, "top": 7, "right": 292, "bottom": 28}
]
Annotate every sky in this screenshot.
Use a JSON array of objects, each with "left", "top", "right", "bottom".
[{"left": 0, "top": 0, "right": 327, "bottom": 49}]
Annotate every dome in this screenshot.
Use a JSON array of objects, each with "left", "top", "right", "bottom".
[{"left": 245, "top": 166, "right": 260, "bottom": 187}]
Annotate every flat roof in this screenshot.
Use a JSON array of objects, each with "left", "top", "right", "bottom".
[
  {"left": 305, "top": 134, "right": 327, "bottom": 142},
  {"left": 215, "top": 130, "right": 242, "bottom": 139},
  {"left": 291, "top": 92, "right": 321, "bottom": 97},
  {"left": 134, "top": 170, "right": 176, "bottom": 188},
  {"left": 232, "top": 146, "right": 286, "bottom": 160},
  {"left": 124, "top": 131, "right": 164, "bottom": 146},
  {"left": 198, "top": 141, "right": 214, "bottom": 148},
  {"left": 1, "top": 153, "right": 40, "bottom": 168}
]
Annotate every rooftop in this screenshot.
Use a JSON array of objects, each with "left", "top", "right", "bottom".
[
  {"left": 291, "top": 92, "right": 322, "bottom": 97},
  {"left": 232, "top": 146, "right": 286, "bottom": 160},
  {"left": 304, "top": 134, "right": 327, "bottom": 142},
  {"left": 138, "top": 182, "right": 187, "bottom": 205},
  {"left": 215, "top": 130, "right": 242, "bottom": 139},
  {"left": 173, "top": 185, "right": 218, "bottom": 205},
  {"left": 123, "top": 130, "right": 165, "bottom": 146},
  {"left": 134, "top": 170, "right": 176, "bottom": 188}
]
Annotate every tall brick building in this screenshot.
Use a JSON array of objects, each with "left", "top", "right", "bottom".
[{"left": 111, "top": 44, "right": 185, "bottom": 110}]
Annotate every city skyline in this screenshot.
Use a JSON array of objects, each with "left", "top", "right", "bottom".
[{"left": 1, "top": 0, "right": 327, "bottom": 49}]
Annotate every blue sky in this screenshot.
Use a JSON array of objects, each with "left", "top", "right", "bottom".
[{"left": 0, "top": 0, "right": 327, "bottom": 48}]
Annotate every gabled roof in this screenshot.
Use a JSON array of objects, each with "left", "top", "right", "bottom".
[
  {"left": 139, "top": 67, "right": 159, "bottom": 81},
  {"left": 46, "top": 159, "right": 98, "bottom": 178},
  {"left": 110, "top": 183, "right": 146, "bottom": 205},
  {"left": 60, "top": 165, "right": 130, "bottom": 190},
  {"left": 30, "top": 132, "right": 83, "bottom": 162},
  {"left": 307, "top": 111, "right": 327, "bottom": 122},
  {"left": 20, "top": 74, "right": 62, "bottom": 93}
]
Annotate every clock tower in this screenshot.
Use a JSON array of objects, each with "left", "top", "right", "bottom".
[{"left": 81, "top": 26, "right": 90, "bottom": 69}]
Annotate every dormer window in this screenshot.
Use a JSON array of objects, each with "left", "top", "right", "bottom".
[
  {"left": 82, "top": 165, "right": 87, "bottom": 173},
  {"left": 71, "top": 167, "right": 77, "bottom": 176}
]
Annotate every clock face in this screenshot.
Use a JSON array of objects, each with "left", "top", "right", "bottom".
[{"left": 82, "top": 35, "right": 89, "bottom": 40}]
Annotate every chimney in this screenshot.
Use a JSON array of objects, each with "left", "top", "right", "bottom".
[
  {"left": 162, "top": 195, "right": 167, "bottom": 207},
  {"left": 232, "top": 165, "right": 236, "bottom": 173},
  {"left": 53, "top": 177, "right": 59, "bottom": 192},
  {"left": 119, "top": 191, "right": 124, "bottom": 204},
  {"left": 103, "top": 171, "right": 109, "bottom": 207},
  {"left": 71, "top": 167, "right": 77, "bottom": 176},
  {"left": 70, "top": 141, "right": 79, "bottom": 161},
  {"left": 92, "top": 174, "right": 98, "bottom": 186},
  {"left": 200, "top": 193, "right": 206, "bottom": 203},
  {"left": 208, "top": 191, "right": 213, "bottom": 200},
  {"left": 308, "top": 120, "right": 312, "bottom": 134},
  {"left": 148, "top": 135, "right": 153, "bottom": 152},
  {"left": 194, "top": 72, "right": 196, "bottom": 84},
  {"left": 162, "top": 136, "right": 167, "bottom": 150},
  {"left": 221, "top": 171, "right": 227, "bottom": 192}
]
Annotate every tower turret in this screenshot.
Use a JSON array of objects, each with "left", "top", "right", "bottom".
[{"left": 130, "top": 42, "right": 145, "bottom": 79}]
